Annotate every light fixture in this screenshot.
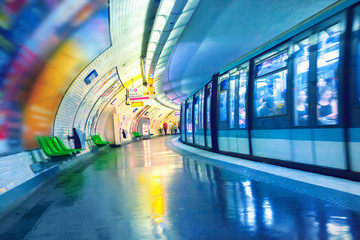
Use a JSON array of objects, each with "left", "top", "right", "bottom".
[{"left": 111, "top": 98, "right": 118, "bottom": 105}]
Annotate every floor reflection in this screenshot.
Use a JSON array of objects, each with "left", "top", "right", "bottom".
[
  {"left": 179, "top": 157, "right": 360, "bottom": 239},
  {"left": 0, "top": 137, "right": 359, "bottom": 240}
]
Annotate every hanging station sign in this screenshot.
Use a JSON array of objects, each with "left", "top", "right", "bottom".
[
  {"left": 128, "top": 88, "right": 147, "bottom": 100},
  {"left": 128, "top": 87, "right": 155, "bottom": 100}
]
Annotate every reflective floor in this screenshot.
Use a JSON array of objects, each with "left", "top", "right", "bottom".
[{"left": 0, "top": 136, "right": 359, "bottom": 240}]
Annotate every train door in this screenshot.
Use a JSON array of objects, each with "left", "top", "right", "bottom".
[
  {"left": 194, "top": 92, "right": 200, "bottom": 145},
  {"left": 181, "top": 103, "right": 186, "bottom": 141},
  {"left": 228, "top": 70, "right": 237, "bottom": 153},
  {"left": 290, "top": 14, "right": 347, "bottom": 169},
  {"left": 218, "top": 65, "right": 250, "bottom": 155},
  {"left": 237, "top": 65, "right": 250, "bottom": 155},
  {"left": 217, "top": 74, "right": 230, "bottom": 152},
  {"left": 205, "top": 82, "right": 212, "bottom": 148},
  {"left": 185, "top": 97, "right": 194, "bottom": 144},
  {"left": 311, "top": 15, "right": 347, "bottom": 169},
  {"left": 193, "top": 90, "right": 205, "bottom": 147},
  {"left": 348, "top": 6, "right": 360, "bottom": 172},
  {"left": 291, "top": 35, "right": 315, "bottom": 165}
]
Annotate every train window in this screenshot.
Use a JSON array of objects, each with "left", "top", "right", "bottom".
[
  {"left": 316, "top": 23, "right": 340, "bottom": 125},
  {"left": 194, "top": 95, "right": 199, "bottom": 132},
  {"left": 293, "top": 38, "right": 310, "bottom": 126},
  {"left": 181, "top": 103, "right": 186, "bottom": 135},
  {"left": 206, "top": 84, "right": 212, "bottom": 124},
  {"left": 256, "top": 52, "right": 288, "bottom": 77},
  {"left": 239, "top": 68, "right": 248, "bottom": 128},
  {"left": 355, "top": 9, "right": 360, "bottom": 105},
  {"left": 254, "top": 70, "right": 287, "bottom": 117},
  {"left": 355, "top": 10, "right": 360, "bottom": 104},
  {"left": 186, "top": 99, "right": 193, "bottom": 136},
  {"left": 229, "top": 73, "right": 236, "bottom": 128},
  {"left": 199, "top": 88, "right": 205, "bottom": 130},
  {"left": 254, "top": 51, "right": 288, "bottom": 118},
  {"left": 219, "top": 76, "right": 228, "bottom": 122}
]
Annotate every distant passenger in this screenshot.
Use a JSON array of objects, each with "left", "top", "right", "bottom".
[
  {"left": 239, "top": 103, "right": 246, "bottom": 128},
  {"left": 317, "top": 87, "right": 337, "bottom": 124},
  {"left": 159, "top": 123, "right": 163, "bottom": 135},
  {"left": 274, "top": 90, "right": 287, "bottom": 115},
  {"left": 257, "top": 93, "right": 274, "bottom": 117},
  {"left": 168, "top": 121, "right": 173, "bottom": 135},
  {"left": 163, "top": 122, "right": 168, "bottom": 135},
  {"left": 296, "top": 90, "right": 308, "bottom": 126},
  {"left": 174, "top": 123, "right": 177, "bottom": 134}
]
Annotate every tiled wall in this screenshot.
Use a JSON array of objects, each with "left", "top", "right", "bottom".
[{"left": 0, "top": 152, "right": 36, "bottom": 195}]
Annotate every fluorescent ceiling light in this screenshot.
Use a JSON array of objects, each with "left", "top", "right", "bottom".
[
  {"left": 158, "top": 0, "right": 175, "bottom": 16},
  {"left": 110, "top": 98, "right": 118, "bottom": 105}
]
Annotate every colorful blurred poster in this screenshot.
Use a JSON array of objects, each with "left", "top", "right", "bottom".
[{"left": 0, "top": 0, "right": 110, "bottom": 154}]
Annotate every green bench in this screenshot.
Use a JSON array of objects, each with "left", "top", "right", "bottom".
[
  {"left": 133, "top": 131, "right": 142, "bottom": 140},
  {"left": 54, "top": 136, "right": 82, "bottom": 154},
  {"left": 91, "top": 135, "right": 109, "bottom": 146},
  {"left": 37, "top": 136, "right": 83, "bottom": 159},
  {"left": 37, "top": 137, "right": 73, "bottom": 158}
]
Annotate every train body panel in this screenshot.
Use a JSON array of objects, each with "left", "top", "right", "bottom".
[{"left": 180, "top": 2, "right": 360, "bottom": 181}]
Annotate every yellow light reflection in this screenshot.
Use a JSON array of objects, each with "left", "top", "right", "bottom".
[
  {"left": 150, "top": 176, "right": 165, "bottom": 223},
  {"left": 137, "top": 172, "right": 166, "bottom": 224}
]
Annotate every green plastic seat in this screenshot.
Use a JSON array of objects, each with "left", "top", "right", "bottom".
[
  {"left": 54, "top": 136, "right": 82, "bottom": 154},
  {"left": 91, "top": 135, "right": 108, "bottom": 146},
  {"left": 36, "top": 137, "right": 72, "bottom": 158},
  {"left": 48, "top": 137, "right": 76, "bottom": 155},
  {"left": 44, "top": 137, "right": 73, "bottom": 155},
  {"left": 98, "top": 135, "right": 109, "bottom": 144},
  {"left": 133, "top": 131, "right": 143, "bottom": 138},
  {"left": 90, "top": 135, "right": 102, "bottom": 146}
]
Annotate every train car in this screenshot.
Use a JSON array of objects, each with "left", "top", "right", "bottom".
[{"left": 180, "top": 1, "right": 360, "bottom": 181}]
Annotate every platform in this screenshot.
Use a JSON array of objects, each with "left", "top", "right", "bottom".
[{"left": 0, "top": 136, "right": 359, "bottom": 240}]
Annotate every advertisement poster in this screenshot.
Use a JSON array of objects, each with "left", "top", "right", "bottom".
[{"left": 0, "top": 0, "right": 111, "bottom": 153}]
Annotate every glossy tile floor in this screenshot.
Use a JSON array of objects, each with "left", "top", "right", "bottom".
[{"left": 0, "top": 136, "right": 360, "bottom": 240}]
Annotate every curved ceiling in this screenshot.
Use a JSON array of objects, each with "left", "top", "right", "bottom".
[{"left": 162, "top": 0, "right": 338, "bottom": 104}]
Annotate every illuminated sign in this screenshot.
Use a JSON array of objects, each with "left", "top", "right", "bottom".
[
  {"left": 131, "top": 102, "right": 144, "bottom": 107},
  {"left": 128, "top": 87, "right": 155, "bottom": 100},
  {"left": 110, "top": 98, "right": 118, "bottom": 105},
  {"left": 84, "top": 70, "right": 98, "bottom": 84},
  {"left": 129, "top": 88, "right": 146, "bottom": 100}
]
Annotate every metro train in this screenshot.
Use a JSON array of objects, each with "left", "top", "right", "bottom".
[{"left": 180, "top": 1, "right": 360, "bottom": 181}]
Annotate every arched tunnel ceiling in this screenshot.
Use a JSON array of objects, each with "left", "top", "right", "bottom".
[
  {"left": 54, "top": 0, "right": 156, "bottom": 146},
  {"left": 162, "top": 0, "right": 338, "bottom": 104}
]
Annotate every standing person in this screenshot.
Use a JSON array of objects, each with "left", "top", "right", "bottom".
[
  {"left": 163, "top": 121, "right": 168, "bottom": 136},
  {"left": 296, "top": 90, "right": 308, "bottom": 126},
  {"left": 168, "top": 121, "right": 173, "bottom": 135},
  {"left": 174, "top": 123, "right": 177, "bottom": 135},
  {"left": 178, "top": 121, "right": 181, "bottom": 134},
  {"left": 317, "top": 87, "right": 337, "bottom": 125},
  {"left": 159, "top": 122, "right": 163, "bottom": 135}
]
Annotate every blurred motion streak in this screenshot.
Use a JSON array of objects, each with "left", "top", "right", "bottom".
[{"left": 0, "top": 0, "right": 110, "bottom": 154}]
